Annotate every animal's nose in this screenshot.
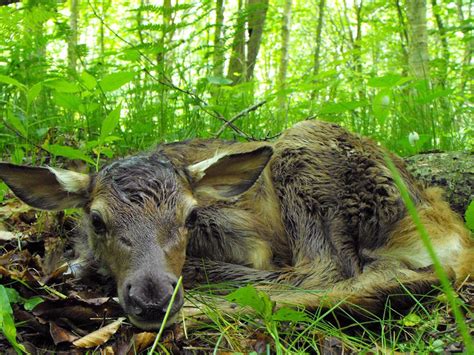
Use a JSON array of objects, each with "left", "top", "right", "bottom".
[{"left": 123, "top": 274, "right": 184, "bottom": 321}]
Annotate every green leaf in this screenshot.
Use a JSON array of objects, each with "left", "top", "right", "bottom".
[
  {"left": 272, "top": 307, "right": 310, "bottom": 322},
  {"left": 4, "top": 288, "right": 20, "bottom": 304},
  {"left": 319, "top": 101, "right": 367, "bottom": 114},
  {"left": 44, "top": 144, "right": 95, "bottom": 165},
  {"left": 53, "top": 92, "right": 82, "bottom": 111},
  {"left": 24, "top": 296, "right": 44, "bottom": 311},
  {"left": 465, "top": 200, "right": 474, "bottom": 232},
  {"left": 206, "top": 76, "right": 233, "bottom": 85},
  {"left": 0, "top": 285, "right": 26, "bottom": 353},
  {"left": 46, "top": 79, "right": 81, "bottom": 93},
  {"left": 80, "top": 71, "right": 97, "bottom": 90},
  {"left": 416, "top": 88, "right": 454, "bottom": 104},
  {"left": 0, "top": 74, "right": 26, "bottom": 91},
  {"left": 400, "top": 312, "right": 421, "bottom": 327},
  {"left": 99, "top": 71, "right": 136, "bottom": 92},
  {"left": 226, "top": 285, "right": 273, "bottom": 319},
  {"left": 372, "top": 89, "right": 391, "bottom": 125},
  {"left": 27, "top": 83, "right": 42, "bottom": 106},
  {"left": 368, "top": 74, "right": 409, "bottom": 88},
  {"left": 5, "top": 110, "right": 27, "bottom": 138},
  {"left": 100, "top": 103, "right": 121, "bottom": 141}
]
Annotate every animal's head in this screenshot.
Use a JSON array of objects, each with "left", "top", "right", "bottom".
[{"left": 0, "top": 145, "right": 272, "bottom": 329}]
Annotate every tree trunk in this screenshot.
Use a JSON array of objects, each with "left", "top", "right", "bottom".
[
  {"left": 227, "top": 0, "right": 246, "bottom": 84},
  {"left": 246, "top": 0, "right": 269, "bottom": 81},
  {"left": 313, "top": 0, "right": 326, "bottom": 78},
  {"left": 406, "top": 0, "right": 430, "bottom": 80},
  {"left": 405, "top": 152, "right": 473, "bottom": 216},
  {"left": 276, "top": 0, "right": 292, "bottom": 126},
  {"left": 68, "top": 0, "right": 79, "bottom": 75},
  {"left": 310, "top": 0, "right": 325, "bottom": 101},
  {"left": 394, "top": 0, "right": 409, "bottom": 70},
  {"left": 430, "top": 0, "right": 449, "bottom": 87},
  {"left": 213, "top": 0, "right": 225, "bottom": 78},
  {"left": 456, "top": 0, "right": 473, "bottom": 92}
]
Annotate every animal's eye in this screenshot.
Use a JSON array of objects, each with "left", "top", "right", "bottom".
[
  {"left": 185, "top": 209, "right": 198, "bottom": 228},
  {"left": 91, "top": 211, "right": 106, "bottom": 235}
]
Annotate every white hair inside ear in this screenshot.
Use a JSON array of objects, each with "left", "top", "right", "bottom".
[
  {"left": 187, "top": 151, "right": 227, "bottom": 181},
  {"left": 48, "top": 167, "right": 90, "bottom": 193}
]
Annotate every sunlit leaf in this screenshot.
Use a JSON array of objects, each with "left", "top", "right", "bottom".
[
  {"left": 0, "top": 74, "right": 26, "bottom": 91},
  {"left": 272, "top": 307, "right": 310, "bottom": 322},
  {"left": 46, "top": 79, "right": 82, "bottom": 93},
  {"left": 207, "top": 76, "right": 233, "bottom": 85},
  {"left": 99, "top": 71, "right": 136, "bottom": 92},
  {"left": 100, "top": 103, "right": 121, "bottom": 141},
  {"left": 27, "top": 83, "right": 42, "bottom": 106},
  {"left": 5, "top": 110, "right": 27, "bottom": 137},
  {"left": 44, "top": 144, "right": 95, "bottom": 165},
  {"left": 80, "top": 71, "right": 97, "bottom": 90},
  {"left": 465, "top": 201, "right": 474, "bottom": 232},
  {"left": 319, "top": 101, "right": 367, "bottom": 114}
]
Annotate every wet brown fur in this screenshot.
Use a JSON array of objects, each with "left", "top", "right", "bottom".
[{"left": 1, "top": 120, "right": 472, "bottom": 325}]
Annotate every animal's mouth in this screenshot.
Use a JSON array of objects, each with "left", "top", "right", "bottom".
[{"left": 127, "top": 311, "right": 180, "bottom": 330}]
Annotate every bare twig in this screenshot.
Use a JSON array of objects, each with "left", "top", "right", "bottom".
[{"left": 215, "top": 100, "right": 267, "bottom": 138}]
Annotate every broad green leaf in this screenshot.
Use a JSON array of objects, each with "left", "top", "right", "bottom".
[
  {"left": 5, "top": 110, "right": 27, "bottom": 137},
  {"left": 24, "top": 296, "right": 44, "bottom": 311},
  {"left": 372, "top": 89, "right": 391, "bottom": 125},
  {"left": 0, "top": 74, "right": 26, "bottom": 91},
  {"left": 368, "top": 74, "right": 409, "bottom": 88},
  {"left": 46, "top": 79, "right": 81, "bottom": 93},
  {"left": 4, "top": 288, "right": 20, "bottom": 304},
  {"left": 226, "top": 285, "right": 273, "bottom": 318},
  {"left": 80, "top": 71, "right": 97, "bottom": 90},
  {"left": 400, "top": 312, "right": 421, "bottom": 327},
  {"left": 99, "top": 71, "right": 136, "bottom": 92},
  {"left": 44, "top": 144, "right": 94, "bottom": 165},
  {"left": 0, "top": 285, "right": 26, "bottom": 353},
  {"left": 53, "top": 92, "right": 82, "bottom": 111},
  {"left": 319, "top": 101, "right": 367, "bottom": 114},
  {"left": 465, "top": 200, "right": 474, "bottom": 232},
  {"left": 272, "top": 307, "right": 310, "bottom": 322},
  {"left": 27, "top": 83, "right": 42, "bottom": 106},
  {"left": 206, "top": 76, "right": 233, "bottom": 85},
  {"left": 416, "top": 88, "right": 454, "bottom": 104},
  {"left": 100, "top": 104, "right": 121, "bottom": 141},
  {"left": 0, "top": 182, "right": 7, "bottom": 203}
]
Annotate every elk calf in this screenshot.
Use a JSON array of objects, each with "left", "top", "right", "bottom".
[{"left": 0, "top": 120, "right": 472, "bottom": 329}]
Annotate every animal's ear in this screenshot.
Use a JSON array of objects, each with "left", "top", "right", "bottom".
[
  {"left": 0, "top": 163, "right": 90, "bottom": 210},
  {"left": 187, "top": 146, "right": 273, "bottom": 199}
]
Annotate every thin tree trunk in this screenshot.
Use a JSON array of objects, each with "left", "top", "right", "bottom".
[
  {"left": 246, "top": 0, "right": 269, "bottom": 81},
  {"left": 68, "top": 0, "right": 79, "bottom": 75},
  {"left": 213, "top": 0, "right": 225, "bottom": 77},
  {"left": 394, "top": 0, "right": 409, "bottom": 73},
  {"left": 277, "top": 0, "right": 292, "bottom": 127},
  {"left": 406, "top": 0, "right": 430, "bottom": 80},
  {"left": 431, "top": 0, "right": 449, "bottom": 87},
  {"left": 456, "top": 0, "right": 473, "bottom": 91},
  {"left": 313, "top": 0, "right": 326, "bottom": 78},
  {"left": 227, "top": 0, "right": 246, "bottom": 84}
]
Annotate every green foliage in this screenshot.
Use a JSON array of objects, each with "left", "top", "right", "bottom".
[
  {"left": 0, "top": 285, "right": 41, "bottom": 353},
  {"left": 465, "top": 200, "right": 474, "bottom": 232}
]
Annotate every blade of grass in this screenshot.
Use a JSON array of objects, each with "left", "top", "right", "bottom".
[
  {"left": 384, "top": 155, "right": 473, "bottom": 353},
  {"left": 148, "top": 276, "right": 183, "bottom": 354}
]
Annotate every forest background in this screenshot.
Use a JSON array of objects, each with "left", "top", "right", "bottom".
[{"left": 0, "top": 0, "right": 473, "bottom": 353}]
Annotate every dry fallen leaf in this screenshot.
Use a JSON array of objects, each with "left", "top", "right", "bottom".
[
  {"left": 0, "top": 230, "right": 16, "bottom": 241},
  {"left": 49, "top": 321, "right": 79, "bottom": 345},
  {"left": 133, "top": 331, "right": 157, "bottom": 353},
  {"left": 73, "top": 317, "right": 126, "bottom": 348}
]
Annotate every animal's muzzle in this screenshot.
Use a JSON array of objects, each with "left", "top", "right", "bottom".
[{"left": 122, "top": 270, "right": 184, "bottom": 325}]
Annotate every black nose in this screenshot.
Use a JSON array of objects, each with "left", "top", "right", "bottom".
[{"left": 123, "top": 272, "right": 184, "bottom": 321}]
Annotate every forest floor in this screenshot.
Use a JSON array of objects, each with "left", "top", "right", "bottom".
[{"left": 0, "top": 194, "right": 472, "bottom": 354}]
